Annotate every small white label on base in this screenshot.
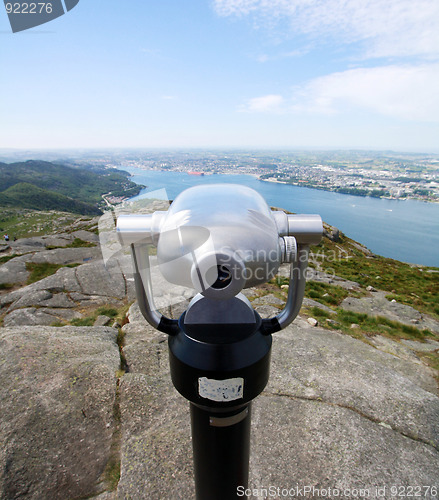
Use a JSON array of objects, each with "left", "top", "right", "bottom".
[{"left": 198, "top": 377, "right": 244, "bottom": 402}]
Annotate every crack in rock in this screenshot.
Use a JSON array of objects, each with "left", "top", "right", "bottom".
[{"left": 265, "top": 390, "right": 439, "bottom": 452}]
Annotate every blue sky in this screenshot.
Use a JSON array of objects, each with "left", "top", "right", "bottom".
[{"left": 1, "top": 0, "right": 438, "bottom": 151}]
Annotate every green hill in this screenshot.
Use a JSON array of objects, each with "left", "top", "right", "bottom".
[
  {"left": 0, "top": 183, "right": 101, "bottom": 216},
  {"left": 0, "top": 160, "right": 142, "bottom": 205},
  {"left": 0, "top": 159, "right": 143, "bottom": 215}
]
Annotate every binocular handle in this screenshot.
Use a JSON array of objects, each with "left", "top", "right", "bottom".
[
  {"left": 131, "top": 243, "right": 180, "bottom": 335},
  {"left": 262, "top": 245, "right": 309, "bottom": 334}
]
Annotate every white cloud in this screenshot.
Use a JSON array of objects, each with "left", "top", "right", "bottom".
[
  {"left": 244, "top": 64, "right": 439, "bottom": 122},
  {"left": 296, "top": 64, "right": 439, "bottom": 121},
  {"left": 214, "top": 0, "right": 439, "bottom": 59},
  {"left": 240, "top": 94, "right": 285, "bottom": 112}
]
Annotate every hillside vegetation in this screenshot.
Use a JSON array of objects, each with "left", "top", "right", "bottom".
[
  {"left": 0, "top": 160, "right": 142, "bottom": 214},
  {"left": 314, "top": 232, "right": 439, "bottom": 320},
  {"left": 0, "top": 183, "right": 101, "bottom": 216}
]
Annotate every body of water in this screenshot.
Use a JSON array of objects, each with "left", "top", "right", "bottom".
[{"left": 122, "top": 167, "right": 439, "bottom": 267}]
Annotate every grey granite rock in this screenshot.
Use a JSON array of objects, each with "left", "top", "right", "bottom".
[
  {"left": 307, "top": 268, "right": 361, "bottom": 290},
  {"left": 0, "top": 326, "right": 120, "bottom": 500},
  {"left": 302, "top": 297, "right": 334, "bottom": 314},
  {"left": 76, "top": 260, "right": 127, "bottom": 300},
  {"left": 94, "top": 315, "right": 112, "bottom": 327},
  {"left": 117, "top": 373, "right": 194, "bottom": 500},
  {"left": 10, "top": 237, "right": 46, "bottom": 248},
  {"left": 253, "top": 304, "right": 280, "bottom": 318},
  {"left": 3, "top": 306, "right": 83, "bottom": 326},
  {"left": 39, "top": 292, "right": 77, "bottom": 309},
  {"left": 369, "top": 335, "right": 423, "bottom": 363},
  {"left": 401, "top": 339, "right": 439, "bottom": 353},
  {"left": 8, "top": 289, "right": 53, "bottom": 311},
  {"left": 121, "top": 303, "right": 167, "bottom": 374},
  {"left": 3, "top": 307, "right": 61, "bottom": 327},
  {"left": 29, "top": 247, "right": 101, "bottom": 265},
  {"left": 7, "top": 237, "right": 47, "bottom": 256},
  {"left": 1, "top": 267, "right": 81, "bottom": 308},
  {"left": 0, "top": 255, "right": 31, "bottom": 285},
  {"left": 8, "top": 291, "right": 76, "bottom": 312},
  {"left": 71, "top": 230, "right": 100, "bottom": 243},
  {"left": 250, "top": 395, "right": 439, "bottom": 497},
  {"left": 270, "top": 324, "right": 439, "bottom": 448},
  {"left": 252, "top": 294, "right": 284, "bottom": 307},
  {"left": 40, "top": 235, "right": 74, "bottom": 247},
  {"left": 1, "top": 258, "right": 131, "bottom": 324}
]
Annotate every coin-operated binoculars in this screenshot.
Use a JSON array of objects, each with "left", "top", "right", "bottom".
[{"left": 117, "top": 184, "right": 322, "bottom": 500}]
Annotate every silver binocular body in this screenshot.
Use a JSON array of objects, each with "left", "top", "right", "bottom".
[
  {"left": 117, "top": 184, "right": 322, "bottom": 332},
  {"left": 118, "top": 184, "right": 321, "bottom": 298}
]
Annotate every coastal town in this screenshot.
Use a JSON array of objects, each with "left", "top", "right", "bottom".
[{"left": 97, "top": 150, "right": 439, "bottom": 203}]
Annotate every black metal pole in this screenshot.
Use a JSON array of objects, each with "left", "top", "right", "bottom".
[
  {"left": 190, "top": 403, "right": 252, "bottom": 500},
  {"left": 168, "top": 301, "right": 271, "bottom": 500}
]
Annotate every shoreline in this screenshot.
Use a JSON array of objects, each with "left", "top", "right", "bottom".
[
  {"left": 122, "top": 166, "right": 438, "bottom": 205},
  {"left": 258, "top": 177, "right": 439, "bottom": 204}
]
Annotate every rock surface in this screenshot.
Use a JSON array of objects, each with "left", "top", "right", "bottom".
[
  {"left": 1, "top": 258, "right": 135, "bottom": 326},
  {"left": 0, "top": 326, "right": 120, "bottom": 500},
  {"left": 1, "top": 224, "right": 439, "bottom": 499},
  {"left": 111, "top": 301, "right": 439, "bottom": 499},
  {"left": 0, "top": 255, "right": 31, "bottom": 285}
]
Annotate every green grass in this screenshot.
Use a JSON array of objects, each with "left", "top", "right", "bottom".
[
  {"left": 0, "top": 208, "right": 83, "bottom": 238},
  {"left": 69, "top": 306, "right": 120, "bottom": 327},
  {"left": 102, "top": 382, "right": 122, "bottom": 492},
  {"left": 70, "top": 317, "right": 95, "bottom": 327},
  {"left": 96, "top": 306, "right": 118, "bottom": 318},
  {"left": 309, "top": 306, "right": 332, "bottom": 319},
  {"left": 305, "top": 281, "right": 353, "bottom": 306},
  {"left": 313, "top": 237, "right": 439, "bottom": 321},
  {"left": 46, "top": 237, "right": 96, "bottom": 250},
  {"left": 307, "top": 305, "right": 435, "bottom": 342},
  {"left": 67, "top": 237, "right": 96, "bottom": 248},
  {"left": 272, "top": 276, "right": 289, "bottom": 288},
  {"left": 0, "top": 254, "right": 17, "bottom": 265},
  {"left": 0, "top": 283, "right": 14, "bottom": 290},
  {"left": 25, "top": 262, "right": 80, "bottom": 284},
  {"left": 419, "top": 351, "right": 439, "bottom": 372},
  {"left": 271, "top": 275, "right": 362, "bottom": 308},
  {"left": 103, "top": 449, "right": 121, "bottom": 492},
  {"left": 50, "top": 321, "right": 65, "bottom": 327}
]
